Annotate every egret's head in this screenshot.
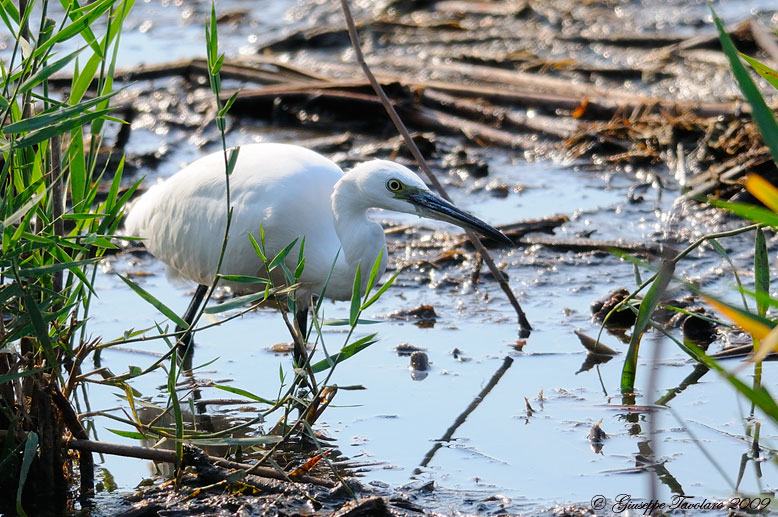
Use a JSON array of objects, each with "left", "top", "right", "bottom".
[{"left": 343, "top": 160, "right": 512, "bottom": 245}]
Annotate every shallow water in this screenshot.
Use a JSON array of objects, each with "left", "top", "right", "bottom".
[
  {"left": 85, "top": 143, "right": 778, "bottom": 513},
  {"left": 5, "top": 0, "right": 778, "bottom": 513}
]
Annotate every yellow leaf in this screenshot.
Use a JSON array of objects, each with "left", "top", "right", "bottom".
[
  {"left": 745, "top": 174, "right": 778, "bottom": 213},
  {"left": 703, "top": 296, "right": 771, "bottom": 340},
  {"left": 750, "top": 325, "right": 778, "bottom": 363}
]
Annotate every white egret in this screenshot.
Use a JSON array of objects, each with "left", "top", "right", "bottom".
[{"left": 125, "top": 143, "right": 510, "bottom": 347}]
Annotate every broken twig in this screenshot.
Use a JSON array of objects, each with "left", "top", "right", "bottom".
[{"left": 340, "top": 0, "right": 533, "bottom": 336}]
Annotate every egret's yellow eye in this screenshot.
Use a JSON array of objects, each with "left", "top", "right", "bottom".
[{"left": 387, "top": 179, "right": 402, "bottom": 192}]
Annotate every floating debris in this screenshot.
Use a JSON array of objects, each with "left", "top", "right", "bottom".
[
  {"left": 588, "top": 419, "right": 608, "bottom": 454},
  {"left": 573, "top": 330, "right": 619, "bottom": 356},
  {"left": 268, "top": 342, "right": 294, "bottom": 354},
  {"left": 125, "top": 270, "right": 155, "bottom": 278},
  {"left": 409, "top": 351, "right": 430, "bottom": 372},
  {"left": 668, "top": 307, "right": 719, "bottom": 348},
  {"left": 590, "top": 288, "right": 638, "bottom": 328},
  {"left": 394, "top": 342, "right": 426, "bottom": 356},
  {"left": 511, "top": 340, "right": 527, "bottom": 352},
  {"left": 450, "top": 347, "right": 471, "bottom": 362},
  {"left": 409, "top": 351, "right": 430, "bottom": 380},
  {"left": 524, "top": 397, "right": 535, "bottom": 416},
  {"left": 388, "top": 305, "right": 438, "bottom": 328},
  {"left": 576, "top": 352, "right": 614, "bottom": 374}
]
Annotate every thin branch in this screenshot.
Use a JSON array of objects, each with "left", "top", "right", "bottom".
[
  {"left": 420, "top": 356, "right": 514, "bottom": 467},
  {"left": 65, "top": 438, "right": 335, "bottom": 487},
  {"left": 49, "top": 381, "right": 94, "bottom": 496},
  {"left": 339, "top": 0, "right": 532, "bottom": 336}
]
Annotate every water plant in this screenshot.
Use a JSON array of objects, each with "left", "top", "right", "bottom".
[
  {"left": 604, "top": 7, "right": 778, "bottom": 448},
  {"left": 0, "top": 0, "right": 137, "bottom": 512},
  {"left": 0, "top": 1, "right": 397, "bottom": 512}
]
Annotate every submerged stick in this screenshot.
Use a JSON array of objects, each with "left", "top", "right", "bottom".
[
  {"left": 419, "top": 356, "right": 514, "bottom": 467},
  {"left": 339, "top": 0, "right": 532, "bottom": 336},
  {"left": 49, "top": 382, "right": 94, "bottom": 497},
  {"left": 403, "top": 105, "right": 531, "bottom": 148},
  {"left": 420, "top": 89, "right": 579, "bottom": 139},
  {"left": 66, "top": 438, "right": 335, "bottom": 487},
  {"left": 520, "top": 235, "right": 663, "bottom": 255},
  {"left": 750, "top": 19, "right": 778, "bottom": 67}
]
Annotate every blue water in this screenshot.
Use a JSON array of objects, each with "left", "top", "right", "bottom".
[{"left": 85, "top": 151, "right": 778, "bottom": 511}]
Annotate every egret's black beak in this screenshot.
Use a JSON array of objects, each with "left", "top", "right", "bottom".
[{"left": 408, "top": 190, "right": 513, "bottom": 245}]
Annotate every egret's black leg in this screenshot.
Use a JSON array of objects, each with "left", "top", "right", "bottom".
[
  {"left": 173, "top": 285, "right": 214, "bottom": 428},
  {"left": 177, "top": 284, "right": 208, "bottom": 352},
  {"left": 293, "top": 305, "right": 309, "bottom": 368}
]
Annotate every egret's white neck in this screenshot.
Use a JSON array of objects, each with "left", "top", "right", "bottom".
[{"left": 331, "top": 176, "right": 387, "bottom": 273}]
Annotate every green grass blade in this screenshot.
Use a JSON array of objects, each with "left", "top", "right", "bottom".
[
  {"left": 225, "top": 146, "right": 240, "bottom": 175},
  {"left": 217, "top": 274, "right": 269, "bottom": 284},
  {"left": 713, "top": 8, "right": 778, "bottom": 165},
  {"left": 3, "top": 92, "right": 119, "bottom": 134},
  {"left": 707, "top": 198, "right": 778, "bottom": 227},
  {"left": 310, "top": 333, "right": 378, "bottom": 373},
  {"left": 322, "top": 318, "right": 382, "bottom": 326},
  {"left": 15, "top": 432, "right": 38, "bottom": 517},
  {"left": 620, "top": 259, "right": 674, "bottom": 394},
  {"left": 248, "top": 233, "right": 267, "bottom": 262},
  {"left": 708, "top": 238, "right": 749, "bottom": 311},
  {"left": 122, "top": 382, "right": 141, "bottom": 429},
  {"left": 364, "top": 248, "right": 384, "bottom": 299},
  {"left": 17, "top": 46, "right": 85, "bottom": 93},
  {"left": 203, "top": 292, "right": 265, "bottom": 314},
  {"left": 106, "top": 428, "right": 147, "bottom": 440},
  {"left": 11, "top": 107, "right": 117, "bottom": 150},
  {"left": 0, "top": 284, "right": 22, "bottom": 306},
  {"left": 755, "top": 228, "right": 769, "bottom": 318},
  {"left": 0, "top": 367, "right": 47, "bottom": 384},
  {"left": 168, "top": 349, "right": 183, "bottom": 465},
  {"left": 118, "top": 274, "right": 188, "bottom": 329},
  {"left": 0, "top": 0, "right": 20, "bottom": 26},
  {"left": 220, "top": 91, "right": 240, "bottom": 117},
  {"left": 2, "top": 190, "right": 46, "bottom": 228},
  {"left": 686, "top": 341, "right": 778, "bottom": 421},
  {"left": 294, "top": 258, "right": 305, "bottom": 280},
  {"left": 211, "top": 384, "right": 275, "bottom": 404},
  {"left": 738, "top": 286, "right": 778, "bottom": 312},
  {"left": 188, "top": 436, "right": 281, "bottom": 447},
  {"left": 80, "top": 0, "right": 135, "bottom": 111},
  {"left": 22, "top": 292, "right": 57, "bottom": 367},
  {"left": 16, "top": 258, "right": 97, "bottom": 278},
  {"left": 295, "top": 236, "right": 305, "bottom": 280},
  {"left": 349, "top": 264, "right": 361, "bottom": 327},
  {"left": 315, "top": 248, "right": 341, "bottom": 314},
  {"left": 740, "top": 53, "right": 778, "bottom": 91},
  {"left": 99, "top": 176, "right": 142, "bottom": 234},
  {"left": 203, "top": 284, "right": 296, "bottom": 314},
  {"left": 360, "top": 271, "right": 398, "bottom": 311},
  {"left": 34, "top": 0, "right": 116, "bottom": 59},
  {"left": 103, "top": 156, "right": 124, "bottom": 211},
  {"left": 267, "top": 238, "right": 298, "bottom": 271},
  {"left": 207, "top": 2, "right": 218, "bottom": 68}
]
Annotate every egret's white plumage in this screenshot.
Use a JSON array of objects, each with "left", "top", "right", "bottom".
[{"left": 125, "top": 143, "right": 508, "bottom": 310}]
